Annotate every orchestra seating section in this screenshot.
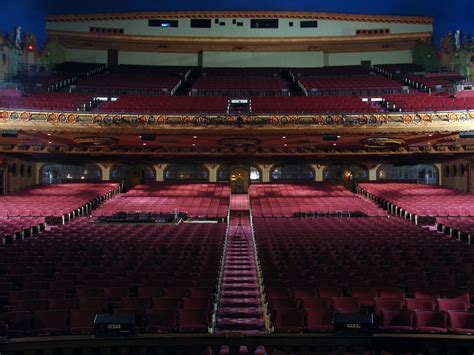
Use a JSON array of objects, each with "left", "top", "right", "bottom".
[
  {"left": 0, "top": 220, "right": 225, "bottom": 336},
  {"left": 358, "top": 182, "right": 474, "bottom": 219},
  {"left": 251, "top": 96, "right": 380, "bottom": 114},
  {"left": 384, "top": 93, "right": 474, "bottom": 112},
  {"left": 93, "top": 183, "right": 230, "bottom": 219},
  {"left": 249, "top": 183, "right": 387, "bottom": 217},
  {"left": 95, "top": 95, "right": 229, "bottom": 114},
  {"left": 300, "top": 76, "right": 406, "bottom": 96},
  {"left": 191, "top": 68, "right": 289, "bottom": 97},
  {"left": 0, "top": 183, "right": 120, "bottom": 221},
  {"left": 74, "top": 65, "right": 188, "bottom": 96},
  {"left": 0, "top": 217, "right": 46, "bottom": 244},
  {"left": 0, "top": 92, "right": 95, "bottom": 111},
  {"left": 254, "top": 217, "right": 474, "bottom": 333}
]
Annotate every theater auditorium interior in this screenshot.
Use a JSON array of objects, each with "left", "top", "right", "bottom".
[{"left": 0, "top": 0, "right": 474, "bottom": 354}]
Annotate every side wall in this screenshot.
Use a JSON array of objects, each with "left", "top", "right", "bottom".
[
  {"left": 5, "top": 157, "right": 37, "bottom": 194},
  {"left": 440, "top": 159, "right": 471, "bottom": 192}
]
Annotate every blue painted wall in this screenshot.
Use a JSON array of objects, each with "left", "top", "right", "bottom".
[{"left": 1, "top": 0, "right": 473, "bottom": 47}]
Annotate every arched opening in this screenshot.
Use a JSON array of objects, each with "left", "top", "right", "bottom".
[
  {"left": 164, "top": 164, "right": 209, "bottom": 182},
  {"left": 324, "top": 164, "right": 368, "bottom": 190},
  {"left": 217, "top": 166, "right": 230, "bottom": 182},
  {"left": 271, "top": 164, "right": 315, "bottom": 181},
  {"left": 40, "top": 163, "right": 102, "bottom": 184},
  {"left": 376, "top": 164, "right": 438, "bottom": 184},
  {"left": 230, "top": 167, "right": 250, "bottom": 194},
  {"left": 110, "top": 163, "right": 155, "bottom": 191}
]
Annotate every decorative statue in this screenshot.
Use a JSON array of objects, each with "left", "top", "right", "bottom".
[
  {"left": 462, "top": 32, "right": 472, "bottom": 48},
  {"left": 455, "top": 30, "right": 462, "bottom": 51},
  {"left": 15, "top": 26, "right": 22, "bottom": 50}
]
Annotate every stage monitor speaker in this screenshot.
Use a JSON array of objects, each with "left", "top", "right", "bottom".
[
  {"left": 1, "top": 130, "right": 18, "bottom": 138},
  {"left": 333, "top": 313, "right": 374, "bottom": 335},
  {"left": 141, "top": 134, "right": 156, "bottom": 141},
  {"left": 93, "top": 313, "right": 136, "bottom": 337},
  {"left": 323, "top": 134, "right": 338, "bottom": 141},
  {"left": 459, "top": 132, "right": 474, "bottom": 139}
]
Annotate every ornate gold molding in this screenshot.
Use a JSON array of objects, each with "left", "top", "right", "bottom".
[
  {"left": 46, "top": 11, "right": 432, "bottom": 25},
  {"left": 0, "top": 110, "right": 473, "bottom": 133}
]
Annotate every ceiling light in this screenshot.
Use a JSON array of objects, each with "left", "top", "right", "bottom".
[
  {"left": 48, "top": 141, "right": 52, "bottom": 144},
  {"left": 193, "top": 136, "right": 197, "bottom": 139},
  {"left": 333, "top": 143, "right": 337, "bottom": 146},
  {"left": 192, "top": 143, "right": 196, "bottom": 147},
  {"left": 47, "top": 133, "right": 51, "bottom": 136},
  {"left": 428, "top": 134, "right": 433, "bottom": 137},
  {"left": 284, "top": 143, "right": 287, "bottom": 147},
  {"left": 282, "top": 136, "right": 286, "bottom": 139},
  {"left": 337, "top": 135, "right": 341, "bottom": 138},
  {"left": 142, "top": 143, "right": 147, "bottom": 146}
]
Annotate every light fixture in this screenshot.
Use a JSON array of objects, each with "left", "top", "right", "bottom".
[
  {"left": 282, "top": 136, "right": 286, "bottom": 139},
  {"left": 142, "top": 143, "right": 147, "bottom": 146},
  {"left": 48, "top": 141, "right": 52, "bottom": 144},
  {"left": 193, "top": 136, "right": 197, "bottom": 139},
  {"left": 333, "top": 143, "right": 337, "bottom": 146},
  {"left": 284, "top": 143, "right": 287, "bottom": 147}
]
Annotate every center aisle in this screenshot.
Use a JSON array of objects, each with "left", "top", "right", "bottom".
[{"left": 215, "top": 194, "right": 266, "bottom": 333}]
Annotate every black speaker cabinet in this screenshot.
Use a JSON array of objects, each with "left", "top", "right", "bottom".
[
  {"left": 333, "top": 313, "right": 374, "bottom": 335},
  {"left": 93, "top": 313, "right": 136, "bottom": 337}
]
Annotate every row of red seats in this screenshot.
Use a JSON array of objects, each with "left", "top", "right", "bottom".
[
  {"left": 0, "top": 219, "right": 225, "bottom": 336},
  {"left": 293, "top": 65, "right": 371, "bottom": 78},
  {"left": 95, "top": 95, "right": 229, "bottom": 114},
  {"left": 358, "top": 183, "right": 474, "bottom": 217},
  {"left": 272, "top": 308, "right": 474, "bottom": 334},
  {"left": 0, "top": 92, "right": 94, "bottom": 111},
  {"left": 301, "top": 76, "right": 405, "bottom": 95},
  {"left": 405, "top": 75, "right": 456, "bottom": 90},
  {"left": 0, "top": 217, "right": 45, "bottom": 244},
  {"left": 0, "top": 183, "right": 120, "bottom": 218},
  {"left": 93, "top": 183, "right": 230, "bottom": 218},
  {"left": 192, "top": 77, "right": 288, "bottom": 90},
  {"left": 251, "top": 96, "right": 379, "bottom": 114},
  {"left": 250, "top": 183, "right": 386, "bottom": 217},
  {"left": 436, "top": 217, "right": 474, "bottom": 236},
  {"left": 254, "top": 217, "right": 474, "bottom": 332},
  {"left": 384, "top": 93, "right": 474, "bottom": 112}
]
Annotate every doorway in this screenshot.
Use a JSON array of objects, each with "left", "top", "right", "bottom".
[{"left": 230, "top": 168, "right": 249, "bottom": 194}]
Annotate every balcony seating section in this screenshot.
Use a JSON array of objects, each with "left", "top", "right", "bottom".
[
  {"left": 250, "top": 183, "right": 386, "bottom": 217},
  {"left": 53, "top": 62, "right": 106, "bottom": 77},
  {"left": 0, "top": 183, "right": 120, "bottom": 219},
  {"left": 384, "top": 93, "right": 474, "bottom": 112},
  {"left": 191, "top": 77, "right": 288, "bottom": 97},
  {"left": 95, "top": 95, "right": 228, "bottom": 114},
  {"left": 254, "top": 217, "right": 474, "bottom": 333},
  {"left": 0, "top": 92, "right": 94, "bottom": 111},
  {"left": 93, "top": 183, "right": 230, "bottom": 219},
  {"left": 0, "top": 217, "right": 46, "bottom": 244},
  {"left": 358, "top": 183, "right": 474, "bottom": 217},
  {"left": 404, "top": 75, "right": 454, "bottom": 91},
  {"left": 14, "top": 73, "right": 77, "bottom": 92},
  {"left": 374, "top": 63, "right": 423, "bottom": 75},
  {"left": 300, "top": 76, "right": 405, "bottom": 96},
  {"left": 251, "top": 96, "right": 379, "bottom": 114},
  {"left": 293, "top": 66, "right": 371, "bottom": 78},
  {"left": 191, "top": 68, "right": 288, "bottom": 97},
  {"left": 74, "top": 66, "right": 188, "bottom": 96},
  {"left": 0, "top": 219, "right": 224, "bottom": 336}
]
